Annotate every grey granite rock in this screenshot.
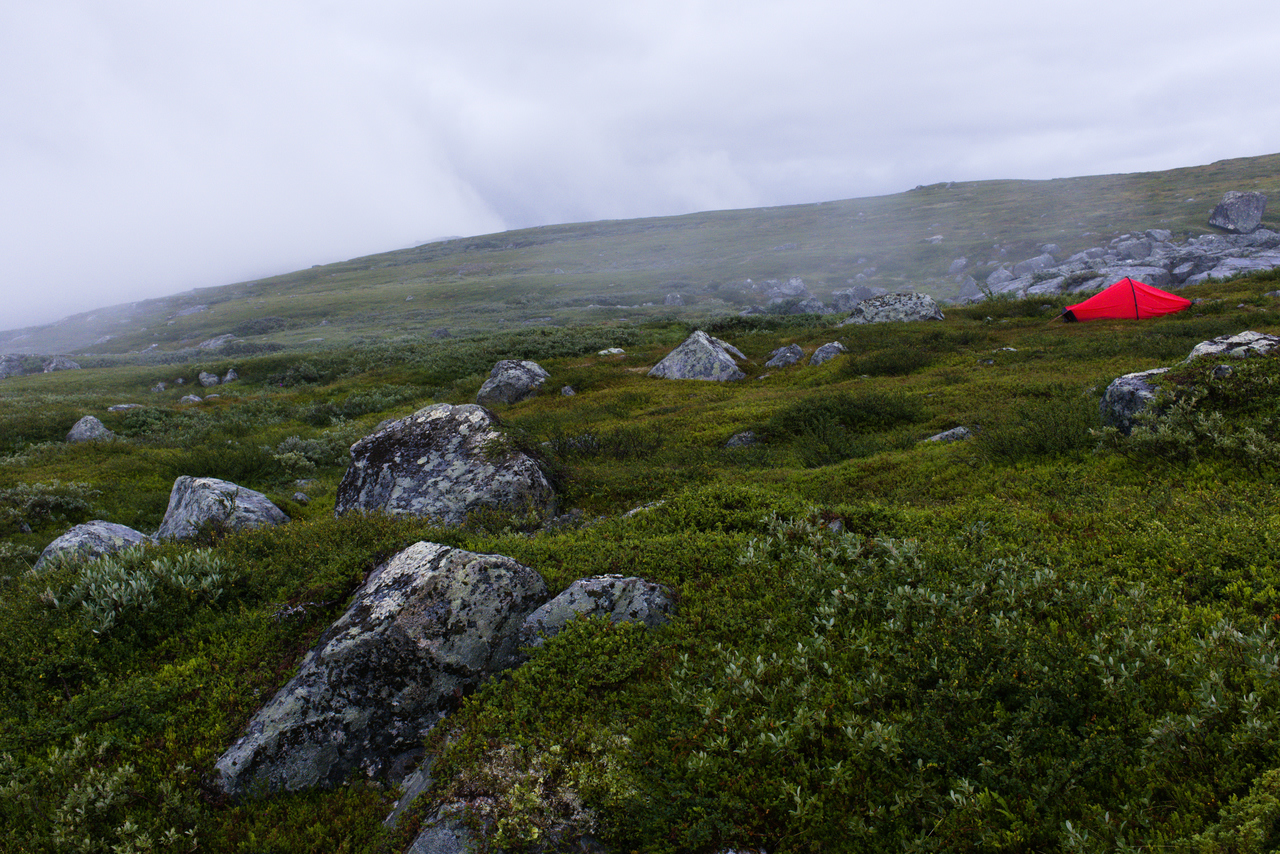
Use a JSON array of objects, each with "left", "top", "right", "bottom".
[
  {"left": 839, "top": 293, "right": 944, "bottom": 325},
  {"left": 648, "top": 331, "right": 746, "bottom": 381},
  {"left": 156, "top": 476, "right": 289, "bottom": 541},
  {"left": 335, "top": 403, "right": 556, "bottom": 525},
  {"left": 66, "top": 415, "right": 115, "bottom": 443},
  {"left": 519, "top": 574, "right": 674, "bottom": 649},
  {"left": 215, "top": 542, "right": 548, "bottom": 796},
  {"left": 475, "top": 360, "right": 549, "bottom": 407},
  {"left": 33, "top": 520, "right": 151, "bottom": 570}
]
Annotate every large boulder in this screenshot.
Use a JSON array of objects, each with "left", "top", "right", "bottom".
[
  {"left": 156, "top": 476, "right": 289, "bottom": 541},
  {"left": 1100, "top": 368, "right": 1170, "bottom": 435},
  {"left": 518, "top": 575, "right": 674, "bottom": 649},
  {"left": 648, "top": 331, "right": 746, "bottom": 381},
  {"left": 475, "top": 360, "right": 549, "bottom": 407},
  {"left": 335, "top": 403, "right": 556, "bottom": 525},
  {"left": 838, "top": 293, "right": 945, "bottom": 326},
  {"left": 1209, "top": 191, "right": 1267, "bottom": 234},
  {"left": 33, "top": 520, "right": 151, "bottom": 571},
  {"left": 66, "top": 415, "right": 115, "bottom": 443},
  {"left": 215, "top": 541, "right": 548, "bottom": 796}
]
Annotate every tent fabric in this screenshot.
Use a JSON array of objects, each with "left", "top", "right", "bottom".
[{"left": 1061, "top": 277, "right": 1192, "bottom": 322}]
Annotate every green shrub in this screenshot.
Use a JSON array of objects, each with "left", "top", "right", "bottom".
[
  {"left": 0, "top": 735, "right": 202, "bottom": 854},
  {"left": 0, "top": 481, "right": 99, "bottom": 535},
  {"left": 974, "top": 384, "right": 1101, "bottom": 463},
  {"left": 50, "top": 546, "right": 236, "bottom": 636},
  {"left": 764, "top": 390, "right": 924, "bottom": 467}
]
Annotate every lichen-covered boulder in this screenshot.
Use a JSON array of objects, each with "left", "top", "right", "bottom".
[
  {"left": 1209, "top": 191, "right": 1267, "bottom": 234},
  {"left": 518, "top": 574, "right": 675, "bottom": 649},
  {"left": 809, "top": 342, "right": 848, "bottom": 366},
  {"left": 66, "top": 415, "right": 115, "bottom": 443},
  {"left": 335, "top": 403, "right": 556, "bottom": 525},
  {"left": 198, "top": 371, "right": 221, "bottom": 387},
  {"left": 1185, "top": 330, "right": 1280, "bottom": 362},
  {"left": 42, "top": 356, "right": 81, "bottom": 373},
  {"left": 475, "top": 360, "right": 549, "bottom": 407},
  {"left": 33, "top": 520, "right": 151, "bottom": 571},
  {"left": 765, "top": 344, "right": 804, "bottom": 368},
  {"left": 214, "top": 542, "right": 548, "bottom": 796},
  {"left": 156, "top": 476, "right": 289, "bottom": 541},
  {"left": 1100, "top": 368, "right": 1170, "bottom": 435},
  {"left": 838, "top": 293, "right": 945, "bottom": 325},
  {"left": 648, "top": 331, "right": 746, "bottom": 381}
]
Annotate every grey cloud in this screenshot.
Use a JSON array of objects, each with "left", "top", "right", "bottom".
[{"left": 2, "top": 0, "right": 1279, "bottom": 330}]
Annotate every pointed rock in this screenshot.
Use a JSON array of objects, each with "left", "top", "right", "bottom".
[
  {"left": 335, "top": 403, "right": 555, "bottom": 525},
  {"left": 648, "top": 331, "right": 746, "bottom": 381}
]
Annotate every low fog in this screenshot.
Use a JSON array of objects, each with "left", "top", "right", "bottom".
[{"left": 2, "top": 0, "right": 1278, "bottom": 330}]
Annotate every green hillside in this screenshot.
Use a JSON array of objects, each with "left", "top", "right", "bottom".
[
  {"left": 5, "top": 152, "right": 1280, "bottom": 357},
  {"left": 3, "top": 155, "right": 1280, "bottom": 853}
]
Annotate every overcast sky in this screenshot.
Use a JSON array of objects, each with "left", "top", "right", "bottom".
[{"left": 2, "top": 0, "right": 1278, "bottom": 331}]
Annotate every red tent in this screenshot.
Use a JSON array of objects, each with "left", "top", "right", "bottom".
[{"left": 1061, "top": 277, "right": 1191, "bottom": 322}]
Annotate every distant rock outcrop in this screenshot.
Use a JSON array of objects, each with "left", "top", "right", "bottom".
[
  {"left": 156, "top": 476, "right": 289, "bottom": 541},
  {"left": 830, "top": 286, "right": 884, "bottom": 313},
  {"left": 335, "top": 403, "right": 556, "bottom": 525},
  {"left": 66, "top": 416, "right": 115, "bottom": 443},
  {"left": 42, "top": 356, "right": 80, "bottom": 373},
  {"left": 214, "top": 541, "right": 548, "bottom": 796},
  {"left": 475, "top": 360, "right": 549, "bottom": 407},
  {"left": 838, "top": 294, "right": 945, "bottom": 325},
  {"left": 33, "top": 520, "right": 151, "bottom": 571},
  {"left": 0, "top": 355, "right": 25, "bottom": 380},
  {"left": 648, "top": 331, "right": 746, "bottom": 381},
  {"left": 518, "top": 574, "right": 674, "bottom": 649},
  {"left": 1209, "top": 191, "right": 1268, "bottom": 234},
  {"left": 973, "top": 227, "right": 1280, "bottom": 304}
]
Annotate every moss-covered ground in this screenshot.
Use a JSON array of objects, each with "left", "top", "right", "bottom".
[{"left": 3, "top": 270, "right": 1280, "bottom": 852}]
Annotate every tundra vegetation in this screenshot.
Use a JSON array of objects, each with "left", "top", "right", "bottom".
[{"left": 3, "top": 267, "right": 1280, "bottom": 850}]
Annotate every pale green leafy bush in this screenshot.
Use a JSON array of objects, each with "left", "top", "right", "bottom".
[
  {"left": 0, "top": 735, "right": 200, "bottom": 853},
  {"left": 50, "top": 547, "right": 236, "bottom": 635}
]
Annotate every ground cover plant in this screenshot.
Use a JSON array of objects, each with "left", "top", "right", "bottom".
[{"left": 2, "top": 268, "right": 1280, "bottom": 852}]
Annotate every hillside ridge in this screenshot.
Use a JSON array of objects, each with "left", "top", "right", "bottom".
[{"left": 3, "top": 152, "right": 1278, "bottom": 356}]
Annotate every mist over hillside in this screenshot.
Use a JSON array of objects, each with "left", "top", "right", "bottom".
[{"left": 3, "top": 152, "right": 1278, "bottom": 357}]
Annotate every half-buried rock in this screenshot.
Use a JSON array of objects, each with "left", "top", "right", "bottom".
[
  {"left": 335, "top": 403, "right": 556, "bottom": 525},
  {"left": 648, "top": 330, "right": 746, "bottom": 381},
  {"left": 33, "top": 520, "right": 151, "bottom": 570},
  {"left": 519, "top": 574, "right": 675, "bottom": 649},
  {"left": 475, "top": 359, "right": 549, "bottom": 407},
  {"left": 214, "top": 541, "right": 548, "bottom": 796},
  {"left": 156, "top": 476, "right": 289, "bottom": 541}
]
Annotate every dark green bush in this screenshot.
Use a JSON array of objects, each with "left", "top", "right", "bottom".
[
  {"left": 974, "top": 384, "right": 1101, "bottom": 463},
  {"left": 230, "top": 316, "right": 291, "bottom": 337}
]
